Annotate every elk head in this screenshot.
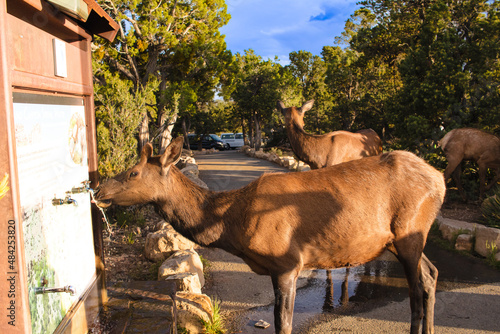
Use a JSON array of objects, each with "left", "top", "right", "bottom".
[
  {"left": 276, "top": 99, "right": 315, "bottom": 128},
  {"left": 93, "top": 137, "right": 184, "bottom": 208}
]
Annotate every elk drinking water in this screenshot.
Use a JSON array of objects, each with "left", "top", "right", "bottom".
[
  {"left": 94, "top": 137, "right": 445, "bottom": 334},
  {"left": 276, "top": 100, "right": 383, "bottom": 169},
  {"left": 439, "top": 127, "right": 500, "bottom": 201}
]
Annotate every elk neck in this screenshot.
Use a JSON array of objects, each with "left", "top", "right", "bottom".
[
  {"left": 285, "top": 119, "right": 324, "bottom": 169},
  {"left": 155, "top": 166, "right": 239, "bottom": 250}
]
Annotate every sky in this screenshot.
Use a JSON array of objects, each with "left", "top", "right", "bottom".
[{"left": 219, "top": 0, "right": 360, "bottom": 65}]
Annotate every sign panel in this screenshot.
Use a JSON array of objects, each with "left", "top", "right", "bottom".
[{"left": 13, "top": 93, "right": 96, "bottom": 334}]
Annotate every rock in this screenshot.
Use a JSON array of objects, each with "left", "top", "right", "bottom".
[
  {"left": 455, "top": 234, "right": 473, "bottom": 251},
  {"left": 436, "top": 215, "right": 476, "bottom": 241},
  {"left": 165, "top": 272, "right": 201, "bottom": 294},
  {"left": 144, "top": 224, "right": 197, "bottom": 262},
  {"left": 280, "top": 156, "right": 293, "bottom": 168},
  {"left": 175, "top": 292, "right": 213, "bottom": 334},
  {"left": 158, "top": 249, "right": 205, "bottom": 287},
  {"left": 474, "top": 226, "right": 500, "bottom": 258},
  {"left": 181, "top": 164, "right": 199, "bottom": 178},
  {"left": 297, "top": 161, "right": 311, "bottom": 172},
  {"left": 266, "top": 152, "right": 280, "bottom": 164},
  {"left": 254, "top": 150, "right": 266, "bottom": 159}
]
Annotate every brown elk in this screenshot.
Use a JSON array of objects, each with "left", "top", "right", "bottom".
[
  {"left": 94, "top": 137, "right": 445, "bottom": 334},
  {"left": 276, "top": 100, "right": 383, "bottom": 169},
  {"left": 439, "top": 127, "right": 500, "bottom": 201}
]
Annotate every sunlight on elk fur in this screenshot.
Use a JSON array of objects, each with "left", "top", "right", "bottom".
[{"left": 94, "top": 137, "right": 445, "bottom": 334}]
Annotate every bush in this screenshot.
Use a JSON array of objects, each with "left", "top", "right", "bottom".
[
  {"left": 94, "top": 74, "right": 158, "bottom": 179},
  {"left": 481, "top": 192, "right": 500, "bottom": 228}
]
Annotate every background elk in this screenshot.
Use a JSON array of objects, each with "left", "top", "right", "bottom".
[
  {"left": 94, "top": 137, "right": 445, "bottom": 334},
  {"left": 439, "top": 127, "right": 500, "bottom": 201},
  {"left": 276, "top": 100, "right": 383, "bottom": 169}
]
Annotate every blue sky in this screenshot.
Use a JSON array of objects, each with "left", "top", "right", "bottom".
[{"left": 219, "top": 0, "right": 360, "bottom": 65}]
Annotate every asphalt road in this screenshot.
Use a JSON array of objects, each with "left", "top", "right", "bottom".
[{"left": 195, "top": 150, "right": 500, "bottom": 334}]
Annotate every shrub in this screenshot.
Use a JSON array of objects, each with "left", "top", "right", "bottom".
[{"left": 481, "top": 191, "right": 500, "bottom": 228}]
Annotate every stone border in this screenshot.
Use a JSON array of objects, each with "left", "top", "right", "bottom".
[
  {"left": 435, "top": 214, "right": 500, "bottom": 261},
  {"left": 239, "top": 145, "right": 311, "bottom": 172}
]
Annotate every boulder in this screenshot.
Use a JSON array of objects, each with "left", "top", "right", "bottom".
[
  {"left": 297, "top": 161, "right": 311, "bottom": 172},
  {"left": 455, "top": 234, "right": 473, "bottom": 251},
  {"left": 474, "top": 226, "right": 500, "bottom": 258},
  {"left": 144, "top": 224, "right": 197, "bottom": 262},
  {"left": 165, "top": 272, "right": 201, "bottom": 294},
  {"left": 436, "top": 215, "right": 475, "bottom": 241},
  {"left": 175, "top": 292, "right": 213, "bottom": 334},
  {"left": 266, "top": 152, "right": 280, "bottom": 164},
  {"left": 158, "top": 249, "right": 205, "bottom": 287}
]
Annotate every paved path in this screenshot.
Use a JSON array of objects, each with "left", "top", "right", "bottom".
[{"left": 195, "top": 150, "right": 500, "bottom": 334}]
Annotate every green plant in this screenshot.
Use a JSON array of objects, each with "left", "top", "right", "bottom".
[
  {"left": 109, "top": 207, "right": 146, "bottom": 228},
  {"left": 267, "top": 147, "right": 283, "bottom": 157},
  {"left": 201, "top": 297, "right": 225, "bottom": 334},
  {"left": 148, "top": 260, "right": 164, "bottom": 280},
  {"left": 199, "top": 255, "right": 211, "bottom": 272},
  {"left": 177, "top": 326, "right": 188, "bottom": 334},
  {"left": 125, "top": 231, "right": 135, "bottom": 245},
  {"left": 485, "top": 241, "right": 499, "bottom": 266},
  {"left": 481, "top": 191, "right": 500, "bottom": 228}
]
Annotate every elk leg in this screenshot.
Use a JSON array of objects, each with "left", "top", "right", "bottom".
[
  {"left": 420, "top": 253, "right": 438, "bottom": 334},
  {"left": 271, "top": 271, "right": 298, "bottom": 334},
  {"left": 392, "top": 244, "right": 424, "bottom": 334},
  {"left": 443, "top": 156, "right": 461, "bottom": 182},
  {"left": 451, "top": 164, "right": 467, "bottom": 202}
]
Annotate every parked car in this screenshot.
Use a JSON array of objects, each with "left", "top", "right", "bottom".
[
  {"left": 186, "top": 134, "right": 227, "bottom": 150},
  {"left": 220, "top": 133, "right": 245, "bottom": 149}
]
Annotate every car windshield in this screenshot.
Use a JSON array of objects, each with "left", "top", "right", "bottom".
[
  {"left": 210, "top": 134, "right": 222, "bottom": 141},
  {"left": 235, "top": 133, "right": 243, "bottom": 139}
]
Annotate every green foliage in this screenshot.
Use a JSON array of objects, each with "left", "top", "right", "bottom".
[
  {"left": 481, "top": 191, "right": 500, "bottom": 228},
  {"left": 106, "top": 206, "right": 146, "bottom": 229},
  {"left": 94, "top": 0, "right": 231, "bottom": 161},
  {"left": 485, "top": 241, "right": 499, "bottom": 266},
  {"left": 94, "top": 73, "right": 158, "bottom": 178},
  {"left": 201, "top": 297, "right": 226, "bottom": 334}
]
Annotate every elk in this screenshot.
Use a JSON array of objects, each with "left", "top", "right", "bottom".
[
  {"left": 439, "top": 127, "right": 500, "bottom": 201},
  {"left": 94, "top": 137, "right": 445, "bottom": 334},
  {"left": 276, "top": 100, "right": 383, "bottom": 169}
]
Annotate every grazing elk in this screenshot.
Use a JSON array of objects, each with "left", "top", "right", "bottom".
[
  {"left": 439, "top": 127, "right": 500, "bottom": 201},
  {"left": 276, "top": 100, "right": 383, "bottom": 169},
  {"left": 94, "top": 137, "right": 445, "bottom": 334}
]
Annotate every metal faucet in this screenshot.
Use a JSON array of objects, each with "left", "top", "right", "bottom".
[{"left": 34, "top": 278, "right": 76, "bottom": 296}]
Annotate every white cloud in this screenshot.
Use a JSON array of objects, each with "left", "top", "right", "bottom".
[{"left": 220, "top": 0, "right": 359, "bottom": 62}]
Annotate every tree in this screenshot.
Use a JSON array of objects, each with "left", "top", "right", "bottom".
[
  {"left": 287, "top": 51, "right": 330, "bottom": 133},
  {"left": 93, "top": 0, "right": 230, "bottom": 154}
]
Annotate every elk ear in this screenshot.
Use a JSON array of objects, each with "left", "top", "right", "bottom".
[
  {"left": 276, "top": 100, "right": 286, "bottom": 114},
  {"left": 159, "top": 137, "right": 184, "bottom": 172},
  {"left": 140, "top": 143, "right": 154, "bottom": 164},
  {"left": 300, "top": 100, "right": 314, "bottom": 113}
]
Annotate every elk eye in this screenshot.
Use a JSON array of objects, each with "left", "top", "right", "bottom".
[{"left": 130, "top": 171, "right": 139, "bottom": 178}]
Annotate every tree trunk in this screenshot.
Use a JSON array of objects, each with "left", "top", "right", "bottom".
[
  {"left": 254, "top": 111, "right": 261, "bottom": 151},
  {"left": 248, "top": 116, "right": 254, "bottom": 148},
  {"left": 241, "top": 117, "right": 247, "bottom": 146},
  {"left": 159, "top": 112, "right": 178, "bottom": 154},
  {"left": 182, "top": 116, "right": 191, "bottom": 150},
  {"left": 139, "top": 114, "right": 149, "bottom": 153}
]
